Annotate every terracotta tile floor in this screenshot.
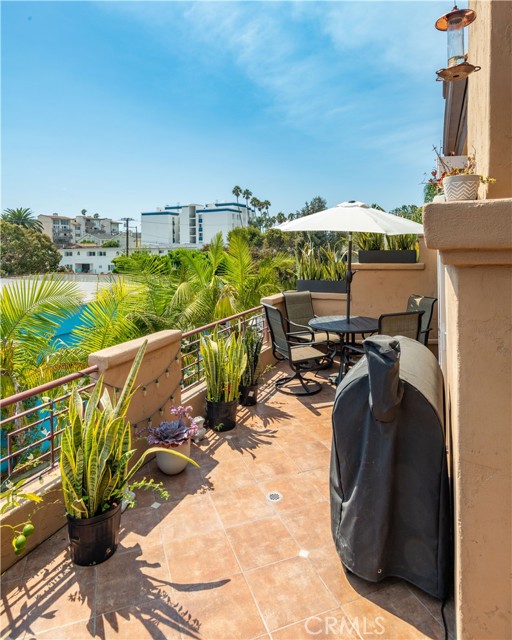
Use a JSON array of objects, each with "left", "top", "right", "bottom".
[{"left": 1, "top": 365, "right": 455, "bottom": 640}]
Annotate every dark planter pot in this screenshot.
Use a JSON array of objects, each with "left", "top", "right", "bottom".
[
  {"left": 206, "top": 399, "right": 238, "bottom": 431},
  {"left": 239, "top": 384, "right": 258, "bottom": 406},
  {"left": 67, "top": 502, "right": 122, "bottom": 566},
  {"left": 358, "top": 250, "right": 417, "bottom": 264},
  {"left": 296, "top": 279, "right": 347, "bottom": 294}
]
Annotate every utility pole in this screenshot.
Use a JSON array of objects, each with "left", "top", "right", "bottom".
[{"left": 120, "top": 217, "right": 134, "bottom": 256}]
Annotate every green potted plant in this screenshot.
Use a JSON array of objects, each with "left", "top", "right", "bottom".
[
  {"left": 429, "top": 148, "right": 496, "bottom": 201},
  {"left": 355, "top": 232, "right": 417, "bottom": 264},
  {"left": 60, "top": 341, "right": 196, "bottom": 566},
  {"left": 239, "top": 328, "right": 264, "bottom": 406},
  {"left": 295, "top": 244, "right": 347, "bottom": 293},
  {"left": 140, "top": 404, "right": 199, "bottom": 475},
  {"left": 200, "top": 330, "right": 247, "bottom": 431}
]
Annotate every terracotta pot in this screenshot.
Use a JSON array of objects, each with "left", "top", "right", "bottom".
[{"left": 443, "top": 174, "right": 480, "bottom": 201}]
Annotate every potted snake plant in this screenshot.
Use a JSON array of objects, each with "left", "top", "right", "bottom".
[
  {"left": 60, "top": 341, "right": 197, "bottom": 566},
  {"left": 239, "top": 328, "right": 264, "bottom": 406},
  {"left": 200, "top": 330, "right": 247, "bottom": 431}
]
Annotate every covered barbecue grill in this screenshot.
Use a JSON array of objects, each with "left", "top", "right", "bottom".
[{"left": 330, "top": 335, "right": 451, "bottom": 599}]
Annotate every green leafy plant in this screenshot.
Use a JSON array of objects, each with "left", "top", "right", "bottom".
[
  {"left": 386, "top": 235, "right": 418, "bottom": 251},
  {"left": 241, "top": 327, "right": 264, "bottom": 387},
  {"left": 200, "top": 330, "right": 247, "bottom": 403},
  {"left": 1, "top": 465, "right": 43, "bottom": 556},
  {"left": 353, "top": 232, "right": 384, "bottom": 251},
  {"left": 59, "top": 341, "right": 197, "bottom": 519},
  {"left": 295, "top": 244, "right": 347, "bottom": 281}
]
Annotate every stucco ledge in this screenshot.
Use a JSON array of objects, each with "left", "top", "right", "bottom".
[{"left": 423, "top": 199, "right": 512, "bottom": 266}]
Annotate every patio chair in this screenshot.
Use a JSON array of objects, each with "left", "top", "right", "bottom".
[
  {"left": 341, "top": 310, "right": 424, "bottom": 377},
  {"left": 283, "top": 291, "right": 341, "bottom": 346},
  {"left": 406, "top": 294, "right": 438, "bottom": 346},
  {"left": 263, "top": 303, "right": 331, "bottom": 395}
]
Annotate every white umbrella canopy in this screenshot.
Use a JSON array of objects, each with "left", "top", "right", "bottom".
[
  {"left": 274, "top": 201, "right": 424, "bottom": 322},
  {"left": 275, "top": 201, "right": 424, "bottom": 235}
]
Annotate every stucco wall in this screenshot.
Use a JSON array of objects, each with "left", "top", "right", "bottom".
[
  {"left": 424, "top": 198, "right": 512, "bottom": 639},
  {"left": 468, "top": 0, "right": 512, "bottom": 199}
]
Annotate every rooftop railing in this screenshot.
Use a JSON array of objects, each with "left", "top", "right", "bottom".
[
  {"left": 0, "top": 366, "right": 98, "bottom": 487},
  {"left": 0, "top": 306, "right": 269, "bottom": 489},
  {"left": 181, "top": 306, "right": 268, "bottom": 389}
]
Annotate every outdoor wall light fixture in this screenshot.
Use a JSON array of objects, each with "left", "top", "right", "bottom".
[{"left": 435, "top": 5, "right": 480, "bottom": 81}]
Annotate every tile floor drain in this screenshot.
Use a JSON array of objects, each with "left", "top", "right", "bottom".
[{"left": 266, "top": 491, "right": 283, "bottom": 503}]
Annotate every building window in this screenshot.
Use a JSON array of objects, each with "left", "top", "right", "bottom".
[
  {"left": 98, "top": 251, "right": 106, "bottom": 256},
  {"left": 86, "top": 251, "right": 96, "bottom": 256},
  {"left": 64, "top": 251, "right": 72, "bottom": 256}
]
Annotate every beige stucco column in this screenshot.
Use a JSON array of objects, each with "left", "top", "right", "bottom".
[
  {"left": 423, "top": 198, "right": 512, "bottom": 639},
  {"left": 468, "top": 0, "right": 512, "bottom": 199}
]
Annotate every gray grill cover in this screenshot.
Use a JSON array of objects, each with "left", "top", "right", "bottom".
[{"left": 330, "top": 336, "right": 451, "bottom": 599}]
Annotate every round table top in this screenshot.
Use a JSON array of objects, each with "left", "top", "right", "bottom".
[{"left": 309, "top": 315, "right": 378, "bottom": 334}]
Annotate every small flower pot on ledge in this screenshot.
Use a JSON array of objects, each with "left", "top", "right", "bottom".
[{"left": 442, "top": 174, "right": 480, "bottom": 201}]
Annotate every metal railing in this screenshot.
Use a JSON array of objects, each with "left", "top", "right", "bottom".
[
  {"left": 181, "top": 306, "right": 268, "bottom": 389},
  {"left": 0, "top": 366, "right": 99, "bottom": 486},
  {"left": 0, "top": 306, "right": 269, "bottom": 488}
]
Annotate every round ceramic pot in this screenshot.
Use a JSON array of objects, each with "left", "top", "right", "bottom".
[
  {"left": 443, "top": 174, "right": 480, "bottom": 201},
  {"left": 156, "top": 438, "right": 191, "bottom": 475},
  {"left": 67, "top": 502, "right": 122, "bottom": 566}
]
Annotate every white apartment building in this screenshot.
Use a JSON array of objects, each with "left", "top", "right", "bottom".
[
  {"left": 141, "top": 201, "right": 253, "bottom": 248},
  {"left": 60, "top": 245, "right": 123, "bottom": 274},
  {"left": 38, "top": 214, "right": 123, "bottom": 247}
]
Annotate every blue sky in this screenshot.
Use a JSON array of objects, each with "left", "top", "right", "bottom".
[{"left": 2, "top": 1, "right": 447, "bottom": 224}]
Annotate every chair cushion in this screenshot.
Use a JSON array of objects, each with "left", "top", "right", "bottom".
[
  {"left": 290, "top": 345, "right": 326, "bottom": 363},
  {"left": 293, "top": 331, "right": 341, "bottom": 344}
]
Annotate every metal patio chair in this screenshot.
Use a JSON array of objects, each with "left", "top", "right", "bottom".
[
  {"left": 341, "top": 310, "right": 424, "bottom": 378},
  {"left": 406, "top": 294, "right": 438, "bottom": 346},
  {"left": 283, "top": 291, "right": 341, "bottom": 346},
  {"left": 263, "top": 303, "right": 331, "bottom": 396}
]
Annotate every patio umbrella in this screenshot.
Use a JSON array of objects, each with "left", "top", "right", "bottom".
[{"left": 275, "top": 201, "right": 424, "bottom": 323}]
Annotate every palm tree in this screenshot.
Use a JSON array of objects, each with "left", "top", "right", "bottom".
[
  {"left": 0, "top": 276, "right": 85, "bottom": 396},
  {"left": 81, "top": 209, "right": 87, "bottom": 216},
  {"left": 2, "top": 208, "right": 43, "bottom": 232},
  {"left": 242, "top": 188, "right": 253, "bottom": 222},
  {"left": 168, "top": 232, "right": 293, "bottom": 328},
  {"left": 232, "top": 186, "right": 243, "bottom": 226}
]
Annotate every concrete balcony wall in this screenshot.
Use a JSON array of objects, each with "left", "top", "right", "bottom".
[{"left": 424, "top": 198, "right": 512, "bottom": 639}]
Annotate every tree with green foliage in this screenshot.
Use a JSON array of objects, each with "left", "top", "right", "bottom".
[
  {"left": 0, "top": 222, "right": 61, "bottom": 276},
  {"left": 0, "top": 276, "right": 85, "bottom": 395},
  {"left": 101, "top": 239, "right": 120, "bottom": 247},
  {"left": 2, "top": 208, "right": 43, "bottom": 232},
  {"left": 389, "top": 204, "right": 423, "bottom": 223}
]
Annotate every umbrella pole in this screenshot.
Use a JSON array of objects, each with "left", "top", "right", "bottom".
[{"left": 346, "top": 233, "right": 352, "bottom": 323}]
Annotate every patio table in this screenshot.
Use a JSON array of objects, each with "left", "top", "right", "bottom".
[{"left": 309, "top": 315, "right": 378, "bottom": 383}]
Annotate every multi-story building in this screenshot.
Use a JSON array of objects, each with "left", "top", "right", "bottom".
[
  {"left": 141, "top": 201, "right": 253, "bottom": 248},
  {"left": 59, "top": 244, "right": 122, "bottom": 274},
  {"left": 38, "top": 213, "right": 123, "bottom": 247}
]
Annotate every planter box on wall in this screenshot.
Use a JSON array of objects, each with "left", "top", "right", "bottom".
[
  {"left": 296, "top": 280, "right": 347, "bottom": 294},
  {"left": 358, "top": 250, "right": 417, "bottom": 264}
]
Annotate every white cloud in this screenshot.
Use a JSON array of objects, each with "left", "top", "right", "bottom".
[{"left": 98, "top": 1, "right": 445, "bottom": 141}]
